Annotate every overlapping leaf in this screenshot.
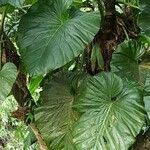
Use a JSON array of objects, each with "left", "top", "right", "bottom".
[
  {"left": 34, "top": 73, "right": 77, "bottom": 149},
  {"left": 139, "top": 0, "right": 150, "bottom": 37},
  {"left": 0, "top": 63, "right": 17, "bottom": 101},
  {"left": 18, "top": 0, "right": 100, "bottom": 75},
  {"left": 143, "top": 77, "right": 150, "bottom": 121},
  {"left": 139, "top": 51, "right": 150, "bottom": 83},
  {"left": 111, "top": 40, "right": 145, "bottom": 81},
  {"left": 73, "top": 72, "right": 145, "bottom": 150}
]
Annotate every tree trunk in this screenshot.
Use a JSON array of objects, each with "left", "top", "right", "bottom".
[{"left": 2, "top": 33, "right": 48, "bottom": 150}]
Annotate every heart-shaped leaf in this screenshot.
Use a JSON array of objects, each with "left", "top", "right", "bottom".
[
  {"left": 34, "top": 73, "right": 77, "bottom": 149},
  {"left": 0, "top": 63, "right": 17, "bottom": 101},
  {"left": 73, "top": 72, "right": 145, "bottom": 150},
  {"left": 18, "top": 0, "right": 100, "bottom": 75}
]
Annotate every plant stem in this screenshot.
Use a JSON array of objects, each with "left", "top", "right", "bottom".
[
  {"left": 97, "top": 0, "right": 117, "bottom": 71},
  {"left": 97, "top": 0, "right": 105, "bottom": 25},
  {"left": 30, "top": 123, "right": 48, "bottom": 150}
]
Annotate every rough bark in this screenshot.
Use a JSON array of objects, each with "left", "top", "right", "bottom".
[
  {"left": 85, "top": 0, "right": 124, "bottom": 74},
  {"left": 85, "top": 0, "right": 140, "bottom": 74},
  {"left": 98, "top": 0, "right": 117, "bottom": 71},
  {"left": 2, "top": 33, "right": 31, "bottom": 106},
  {"left": 133, "top": 129, "right": 150, "bottom": 150}
]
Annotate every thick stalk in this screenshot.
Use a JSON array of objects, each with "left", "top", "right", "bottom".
[{"left": 97, "top": 0, "right": 117, "bottom": 71}]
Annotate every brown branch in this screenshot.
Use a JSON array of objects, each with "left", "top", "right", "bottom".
[
  {"left": 85, "top": 0, "right": 117, "bottom": 74},
  {"left": 97, "top": 0, "right": 117, "bottom": 72},
  {"left": 132, "top": 128, "right": 150, "bottom": 150},
  {"left": 3, "top": 33, "right": 31, "bottom": 106},
  {"left": 30, "top": 123, "right": 48, "bottom": 150}
]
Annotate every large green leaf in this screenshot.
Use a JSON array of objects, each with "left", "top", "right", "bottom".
[
  {"left": 0, "top": 0, "right": 24, "bottom": 7},
  {"left": 0, "top": 63, "right": 17, "bottom": 101},
  {"left": 34, "top": 73, "right": 77, "bottom": 149},
  {"left": 73, "top": 72, "right": 145, "bottom": 150},
  {"left": 139, "top": 0, "right": 150, "bottom": 37},
  {"left": 144, "top": 77, "right": 150, "bottom": 93},
  {"left": 111, "top": 40, "right": 145, "bottom": 81},
  {"left": 18, "top": 0, "right": 100, "bottom": 75},
  {"left": 143, "top": 77, "right": 150, "bottom": 121},
  {"left": 139, "top": 50, "right": 150, "bottom": 83}
]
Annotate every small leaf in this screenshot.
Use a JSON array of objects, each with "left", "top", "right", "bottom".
[
  {"left": 138, "top": 34, "right": 150, "bottom": 45},
  {"left": 73, "top": 72, "right": 145, "bottom": 150},
  {"left": 0, "top": 63, "right": 17, "bottom": 101},
  {"left": 18, "top": 0, "right": 100, "bottom": 75},
  {"left": 91, "top": 44, "right": 104, "bottom": 72},
  {"left": 28, "top": 75, "right": 43, "bottom": 94}
]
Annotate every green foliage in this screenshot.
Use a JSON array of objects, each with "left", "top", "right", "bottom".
[
  {"left": 18, "top": 0, "right": 100, "bottom": 75},
  {"left": 0, "top": 0, "right": 150, "bottom": 149},
  {"left": 0, "top": 0, "right": 24, "bottom": 7},
  {"left": 0, "top": 63, "right": 17, "bottom": 101},
  {"left": 111, "top": 40, "right": 146, "bottom": 81},
  {"left": 91, "top": 44, "right": 104, "bottom": 71},
  {"left": 143, "top": 77, "right": 150, "bottom": 122},
  {"left": 0, "top": 96, "right": 26, "bottom": 149},
  {"left": 139, "top": 0, "right": 150, "bottom": 36},
  {"left": 73, "top": 72, "right": 145, "bottom": 149},
  {"left": 28, "top": 75, "right": 43, "bottom": 94},
  {"left": 34, "top": 73, "right": 77, "bottom": 149}
]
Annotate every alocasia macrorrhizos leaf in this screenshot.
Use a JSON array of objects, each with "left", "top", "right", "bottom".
[
  {"left": 111, "top": 40, "right": 145, "bottom": 81},
  {"left": 73, "top": 72, "right": 145, "bottom": 150},
  {"left": 0, "top": 63, "right": 17, "bottom": 101},
  {"left": 18, "top": 0, "right": 100, "bottom": 75},
  {"left": 0, "top": 0, "right": 24, "bottom": 7},
  {"left": 34, "top": 73, "right": 77, "bottom": 149},
  {"left": 139, "top": 0, "right": 150, "bottom": 37}
]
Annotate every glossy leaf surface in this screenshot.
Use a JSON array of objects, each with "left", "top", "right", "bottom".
[
  {"left": 111, "top": 40, "right": 145, "bottom": 81},
  {"left": 73, "top": 72, "right": 145, "bottom": 150},
  {"left": 139, "top": 0, "right": 150, "bottom": 37},
  {"left": 18, "top": 0, "right": 100, "bottom": 75}
]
